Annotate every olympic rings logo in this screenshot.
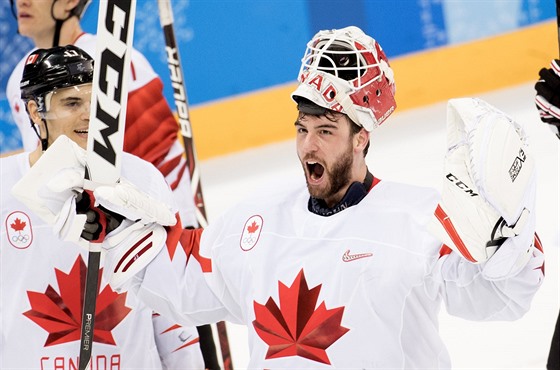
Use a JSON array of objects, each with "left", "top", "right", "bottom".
[
  {"left": 242, "top": 235, "right": 257, "bottom": 244},
  {"left": 12, "top": 233, "right": 30, "bottom": 243}
]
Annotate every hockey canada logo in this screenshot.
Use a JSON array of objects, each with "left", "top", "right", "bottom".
[
  {"left": 240, "top": 215, "right": 263, "bottom": 251},
  {"left": 6, "top": 211, "right": 33, "bottom": 249}
]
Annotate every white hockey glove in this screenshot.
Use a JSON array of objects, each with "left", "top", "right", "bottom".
[
  {"left": 12, "top": 136, "right": 89, "bottom": 246},
  {"left": 12, "top": 136, "right": 177, "bottom": 284},
  {"left": 430, "top": 98, "right": 536, "bottom": 271},
  {"left": 91, "top": 174, "right": 178, "bottom": 289},
  {"left": 535, "top": 59, "right": 560, "bottom": 139}
]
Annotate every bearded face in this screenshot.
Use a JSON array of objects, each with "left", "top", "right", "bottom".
[
  {"left": 302, "top": 143, "right": 353, "bottom": 202},
  {"left": 295, "top": 112, "right": 359, "bottom": 207}
]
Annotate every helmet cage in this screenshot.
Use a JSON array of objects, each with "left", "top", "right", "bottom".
[
  {"left": 292, "top": 27, "right": 396, "bottom": 131},
  {"left": 301, "top": 39, "right": 381, "bottom": 91}
]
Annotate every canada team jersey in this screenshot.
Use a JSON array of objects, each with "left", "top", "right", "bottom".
[
  {"left": 138, "top": 177, "right": 545, "bottom": 369},
  {"left": 0, "top": 152, "right": 203, "bottom": 369},
  {"left": 6, "top": 33, "right": 197, "bottom": 227}
]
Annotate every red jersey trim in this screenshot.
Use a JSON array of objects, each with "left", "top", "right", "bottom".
[
  {"left": 179, "top": 228, "right": 212, "bottom": 273},
  {"left": 434, "top": 204, "right": 477, "bottom": 263}
]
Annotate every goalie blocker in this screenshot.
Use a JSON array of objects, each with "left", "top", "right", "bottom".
[{"left": 430, "top": 98, "right": 537, "bottom": 279}]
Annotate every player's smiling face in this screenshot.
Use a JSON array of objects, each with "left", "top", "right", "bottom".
[
  {"left": 40, "top": 83, "right": 92, "bottom": 149},
  {"left": 295, "top": 112, "right": 356, "bottom": 207}
]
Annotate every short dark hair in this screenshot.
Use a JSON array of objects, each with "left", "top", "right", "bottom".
[{"left": 297, "top": 110, "right": 370, "bottom": 157}]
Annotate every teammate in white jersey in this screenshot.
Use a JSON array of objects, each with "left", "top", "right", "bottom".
[
  {"left": 7, "top": 0, "right": 221, "bottom": 366},
  {"left": 1, "top": 45, "right": 204, "bottom": 369},
  {"left": 37, "top": 27, "right": 545, "bottom": 369},
  {"left": 7, "top": 0, "right": 197, "bottom": 226}
]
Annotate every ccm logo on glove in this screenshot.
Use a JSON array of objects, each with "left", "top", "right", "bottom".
[{"left": 445, "top": 173, "right": 478, "bottom": 197}]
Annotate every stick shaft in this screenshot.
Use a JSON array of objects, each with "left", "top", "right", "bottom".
[
  {"left": 157, "top": 1, "right": 233, "bottom": 369},
  {"left": 79, "top": 1, "right": 136, "bottom": 368},
  {"left": 78, "top": 250, "right": 101, "bottom": 370},
  {"left": 159, "top": 0, "right": 208, "bottom": 227}
]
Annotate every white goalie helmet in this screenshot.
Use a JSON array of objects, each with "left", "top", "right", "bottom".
[{"left": 291, "top": 26, "right": 396, "bottom": 131}]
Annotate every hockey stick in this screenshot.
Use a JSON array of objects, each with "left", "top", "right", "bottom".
[
  {"left": 157, "top": 1, "right": 233, "bottom": 369},
  {"left": 79, "top": 0, "right": 136, "bottom": 368}
]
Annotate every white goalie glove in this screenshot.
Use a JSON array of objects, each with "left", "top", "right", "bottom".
[
  {"left": 12, "top": 135, "right": 177, "bottom": 286},
  {"left": 430, "top": 98, "right": 537, "bottom": 279},
  {"left": 12, "top": 136, "right": 90, "bottom": 246}
]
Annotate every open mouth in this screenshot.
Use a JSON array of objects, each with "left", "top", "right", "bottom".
[
  {"left": 75, "top": 129, "right": 88, "bottom": 134},
  {"left": 306, "top": 161, "right": 325, "bottom": 182}
]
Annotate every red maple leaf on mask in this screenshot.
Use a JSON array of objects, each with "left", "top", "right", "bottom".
[
  {"left": 10, "top": 218, "right": 26, "bottom": 232},
  {"left": 252, "top": 269, "right": 349, "bottom": 364},
  {"left": 23, "top": 255, "right": 131, "bottom": 346}
]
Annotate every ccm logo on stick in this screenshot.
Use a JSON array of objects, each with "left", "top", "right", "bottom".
[{"left": 91, "top": 0, "right": 133, "bottom": 168}]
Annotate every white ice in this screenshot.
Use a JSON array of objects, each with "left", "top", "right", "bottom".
[{"left": 199, "top": 82, "right": 559, "bottom": 369}]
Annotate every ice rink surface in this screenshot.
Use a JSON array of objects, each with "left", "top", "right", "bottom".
[{"left": 199, "top": 82, "right": 559, "bottom": 369}]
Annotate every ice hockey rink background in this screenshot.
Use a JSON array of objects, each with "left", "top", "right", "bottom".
[{"left": 1, "top": 1, "right": 559, "bottom": 368}]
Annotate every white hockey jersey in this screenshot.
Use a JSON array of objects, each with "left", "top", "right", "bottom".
[
  {"left": 137, "top": 177, "right": 545, "bottom": 369},
  {"left": 6, "top": 33, "right": 197, "bottom": 227},
  {"left": 0, "top": 152, "right": 204, "bottom": 369}
]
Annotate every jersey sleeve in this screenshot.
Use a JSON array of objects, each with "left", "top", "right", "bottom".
[
  {"left": 136, "top": 224, "right": 235, "bottom": 328},
  {"left": 430, "top": 236, "right": 544, "bottom": 321},
  {"left": 123, "top": 77, "right": 179, "bottom": 169},
  {"left": 152, "top": 312, "right": 205, "bottom": 369}
]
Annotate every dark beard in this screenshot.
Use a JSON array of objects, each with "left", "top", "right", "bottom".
[{"left": 307, "top": 148, "right": 353, "bottom": 201}]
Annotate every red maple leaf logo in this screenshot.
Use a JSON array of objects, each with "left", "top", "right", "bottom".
[
  {"left": 247, "top": 221, "right": 259, "bottom": 234},
  {"left": 10, "top": 218, "right": 26, "bottom": 232},
  {"left": 252, "top": 269, "right": 349, "bottom": 364},
  {"left": 23, "top": 255, "right": 131, "bottom": 346}
]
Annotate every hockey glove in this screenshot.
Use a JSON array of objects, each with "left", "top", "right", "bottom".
[
  {"left": 12, "top": 136, "right": 86, "bottom": 226},
  {"left": 74, "top": 190, "right": 124, "bottom": 242},
  {"left": 91, "top": 178, "right": 177, "bottom": 289},
  {"left": 535, "top": 59, "right": 560, "bottom": 138},
  {"left": 12, "top": 136, "right": 90, "bottom": 246},
  {"left": 430, "top": 98, "right": 536, "bottom": 269},
  {"left": 49, "top": 172, "right": 176, "bottom": 245}
]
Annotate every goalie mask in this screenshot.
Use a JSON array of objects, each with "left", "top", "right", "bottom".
[
  {"left": 20, "top": 45, "right": 94, "bottom": 150},
  {"left": 291, "top": 26, "right": 396, "bottom": 131}
]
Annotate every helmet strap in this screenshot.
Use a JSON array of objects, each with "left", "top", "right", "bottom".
[
  {"left": 32, "top": 118, "right": 50, "bottom": 152},
  {"left": 53, "top": 19, "right": 63, "bottom": 47},
  {"left": 9, "top": 0, "right": 17, "bottom": 20},
  {"left": 50, "top": 0, "right": 74, "bottom": 47}
]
